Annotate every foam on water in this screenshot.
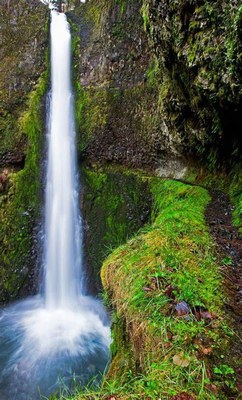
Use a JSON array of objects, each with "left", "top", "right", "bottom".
[{"left": 0, "top": 297, "right": 110, "bottom": 399}]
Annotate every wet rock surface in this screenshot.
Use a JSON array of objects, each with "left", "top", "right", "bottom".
[
  {"left": 0, "top": 0, "right": 48, "bottom": 304},
  {"left": 143, "top": 0, "right": 242, "bottom": 166},
  {"left": 66, "top": 0, "right": 242, "bottom": 169},
  {"left": 68, "top": 1, "right": 169, "bottom": 169}
]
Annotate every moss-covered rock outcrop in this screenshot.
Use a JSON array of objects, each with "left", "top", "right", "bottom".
[
  {"left": 142, "top": 0, "right": 242, "bottom": 167},
  {"left": 0, "top": 0, "right": 49, "bottom": 301},
  {"left": 69, "top": 0, "right": 241, "bottom": 170},
  {"left": 0, "top": 0, "right": 48, "bottom": 166},
  {"left": 68, "top": 0, "right": 166, "bottom": 168},
  {"left": 72, "top": 180, "right": 238, "bottom": 399},
  {"left": 81, "top": 166, "right": 151, "bottom": 291},
  {"left": 0, "top": 73, "right": 48, "bottom": 303},
  {"left": 101, "top": 181, "right": 230, "bottom": 399}
]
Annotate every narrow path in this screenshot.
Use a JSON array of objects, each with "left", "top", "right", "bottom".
[{"left": 205, "top": 191, "right": 242, "bottom": 398}]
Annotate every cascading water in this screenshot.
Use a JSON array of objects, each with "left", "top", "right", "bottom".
[
  {"left": 0, "top": 11, "right": 110, "bottom": 400},
  {"left": 45, "top": 11, "right": 82, "bottom": 309}
]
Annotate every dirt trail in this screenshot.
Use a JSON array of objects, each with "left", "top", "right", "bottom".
[{"left": 206, "top": 191, "right": 242, "bottom": 397}]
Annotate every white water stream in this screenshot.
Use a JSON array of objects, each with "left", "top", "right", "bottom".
[
  {"left": 45, "top": 11, "right": 82, "bottom": 309},
  {"left": 0, "top": 11, "right": 110, "bottom": 400}
]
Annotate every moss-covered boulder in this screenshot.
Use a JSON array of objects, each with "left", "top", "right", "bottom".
[{"left": 100, "top": 180, "right": 237, "bottom": 399}]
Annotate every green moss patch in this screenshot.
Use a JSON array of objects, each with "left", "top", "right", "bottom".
[
  {"left": 100, "top": 180, "right": 231, "bottom": 399},
  {"left": 62, "top": 179, "right": 236, "bottom": 399},
  {"left": 0, "top": 72, "right": 48, "bottom": 302},
  {"left": 82, "top": 166, "right": 151, "bottom": 287},
  {"left": 0, "top": 0, "right": 48, "bottom": 159}
]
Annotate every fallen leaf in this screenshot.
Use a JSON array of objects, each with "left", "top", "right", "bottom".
[
  {"left": 167, "top": 331, "right": 173, "bottom": 340},
  {"left": 164, "top": 284, "right": 176, "bottom": 299},
  {"left": 200, "top": 346, "right": 212, "bottom": 355},
  {"left": 192, "top": 306, "right": 214, "bottom": 321},
  {"left": 206, "top": 383, "right": 218, "bottom": 395},
  {"left": 200, "top": 310, "right": 213, "bottom": 320},
  {"left": 143, "top": 286, "right": 153, "bottom": 292},
  {"left": 173, "top": 352, "right": 190, "bottom": 367}
]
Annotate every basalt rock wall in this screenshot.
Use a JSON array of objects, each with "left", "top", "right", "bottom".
[
  {"left": 69, "top": 0, "right": 242, "bottom": 170},
  {"left": 68, "top": 0, "right": 164, "bottom": 169},
  {"left": 143, "top": 0, "right": 242, "bottom": 168}
]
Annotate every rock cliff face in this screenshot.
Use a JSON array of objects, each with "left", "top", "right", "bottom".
[
  {"left": 69, "top": 0, "right": 242, "bottom": 170},
  {"left": 0, "top": 0, "right": 48, "bottom": 302},
  {"left": 143, "top": 0, "right": 242, "bottom": 167},
  {"left": 68, "top": 0, "right": 165, "bottom": 168},
  {"left": 2, "top": 0, "right": 241, "bottom": 177},
  {"left": 0, "top": 0, "right": 48, "bottom": 166}
]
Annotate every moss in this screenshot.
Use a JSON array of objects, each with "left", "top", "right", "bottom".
[
  {"left": 0, "top": 71, "right": 49, "bottom": 302},
  {"left": 145, "top": 57, "right": 159, "bottom": 87},
  {"left": 0, "top": 0, "right": 47, "bottom": 159},
  {"left": 99, "top": 180, "right": 234, "bottom": 399},
  {"left": 55, "top": 179, "right": 236, "bottom": 399},
  {"left": 75, "top": 87, "right": 111, "bottom": 153},
  {"left": 82, "top": 166, "right": 151, "bottom": 286},
  {"left": 141, "top": 0, "right": 242, "bottom": 168}
]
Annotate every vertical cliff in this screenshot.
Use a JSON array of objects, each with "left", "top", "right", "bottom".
[
  {"left": 0, "top": 0, "right": 48, "bottom": 165},
  {"left": 68, "top": 0, "right": 166, "bottom": 168},
  {"left": 68, "top": 0, "right": 241, "bottom": 172},
  {"left": 0, "top": 0, "right": 48, "bottom": 301},
  {"left": 142, "top": 0, "right": 242, "bottom": 167}
]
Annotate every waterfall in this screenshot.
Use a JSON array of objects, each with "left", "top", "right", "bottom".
[
  {"left": 0, "top": 11, "right": 110, "bottom": 400},
  {"left": 45, "top": 11, "right": 82, "bottom": 309}
]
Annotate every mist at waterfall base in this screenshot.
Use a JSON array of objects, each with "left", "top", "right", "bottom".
[{"left": 0, "top": 11, "right": 111, "bottom": 400}]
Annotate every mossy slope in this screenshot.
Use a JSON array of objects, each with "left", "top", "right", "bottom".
[{"left": 69, "top": 180, "right": 236, "bottom": 399}]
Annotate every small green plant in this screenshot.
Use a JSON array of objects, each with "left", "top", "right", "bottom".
[
  {"left": 221, "top": 257, "right": 233, "bottom": 266},
  {"left": 214, "top": 365, "right": 235, "bottom": 376}
]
